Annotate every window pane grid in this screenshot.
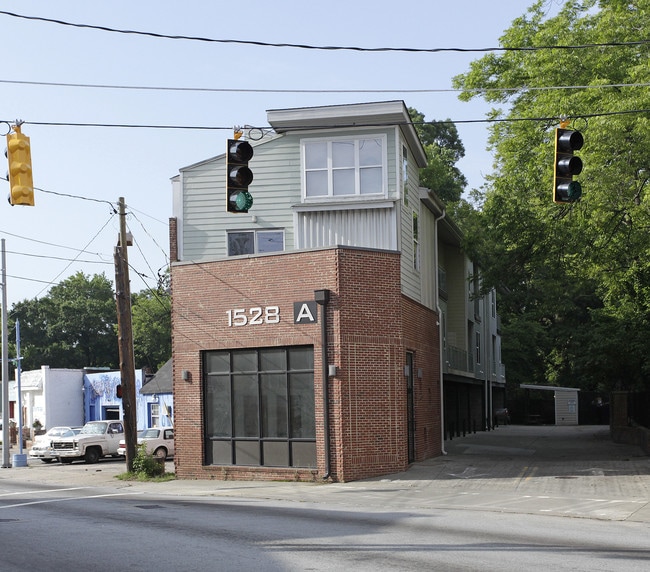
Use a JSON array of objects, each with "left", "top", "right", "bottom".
[
  {"left": 304, "top": 137, "right": 385, "bottom": 198},
  {"left": 204, "top": 347, "right": 315, "bottom": 468}
]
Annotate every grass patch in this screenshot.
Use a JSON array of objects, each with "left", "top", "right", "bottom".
[
  {"left": 115, "top": 443, "right": 176, "bottom": 482},
  {"left": 116, "top": 471, "right": 176, "bottom": 482}
]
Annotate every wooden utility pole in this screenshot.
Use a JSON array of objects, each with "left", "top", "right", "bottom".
[{"left": 114, "top": 197, "right": 137, "bottom": 472}]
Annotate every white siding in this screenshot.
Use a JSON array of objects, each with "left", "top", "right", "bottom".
[
  {"left": 555, "top": 391, "right": 579, "bottom": 425},
  {"left": 400, "top": 131, "right": 426, "bottom": 304},
  {"left": 296, "top": 207, "right": 397, "bottom": 250},
  {"left": 179, "top": 128, "right": 401, "bottom": 262}
]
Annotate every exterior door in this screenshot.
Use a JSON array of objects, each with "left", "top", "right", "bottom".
[{"left": 406, "top": 352, "right": 415, "bottom": 463}]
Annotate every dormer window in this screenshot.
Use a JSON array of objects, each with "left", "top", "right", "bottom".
[{"left": 302, "top": 136, "right": 386, "bottom": 200}]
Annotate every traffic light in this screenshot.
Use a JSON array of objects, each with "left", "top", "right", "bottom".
[
  {"left": 553, "top": 127, "right": 583, "bottom": 204},
  {"left": 6, "top": 125, "right": 34, "bottom": 206},
  {"left": 226, "top": 138, "right": 254, "bottom": 213},
  {"left": 116, "top": 384, "right": 123, "bottom": 399}
]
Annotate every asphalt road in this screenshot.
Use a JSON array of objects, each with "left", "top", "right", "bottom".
[{"left": 0, "top": 425, "right": 648, "bottom": 571}]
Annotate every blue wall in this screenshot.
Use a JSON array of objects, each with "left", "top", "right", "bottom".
[{"left": 83, "top": 370, "right": 172, "bottom": 429}]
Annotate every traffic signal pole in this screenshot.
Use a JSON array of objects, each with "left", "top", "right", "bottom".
[
  {"left": 1, "top": 240, "right": 10, "bottom": 468},
  {"left": 114, "top": 197, "right": 137, "bottom": 472}
]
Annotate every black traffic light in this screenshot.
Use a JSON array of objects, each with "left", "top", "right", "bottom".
[
  {"left": 6, "top": 125, "right": 35, "bottom": 206},
  {"left": 116, "top": 384, "right": 123, "bottom": 399},
  {"left": 553, "top": 128, "right": 583, "bottom": 204},
  {"left": 226, "top": 138, "right": 254, "bottom": 213}
]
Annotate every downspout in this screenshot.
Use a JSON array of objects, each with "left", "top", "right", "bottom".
[
  {"left": 314, "top": 289, "right": 331, "bottom": 479},
  {"left": 434, "top": 209, "right": 447, "bottom": 455}
]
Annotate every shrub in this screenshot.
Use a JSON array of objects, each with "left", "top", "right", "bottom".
[{"left": 132, "top": 443, "right": 165, "bottom": 477}]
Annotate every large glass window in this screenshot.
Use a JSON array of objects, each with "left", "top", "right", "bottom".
[
  {"left": 227, "top": 230, "right": 284, "bottom": 256},
  {"left": 303, "top": 136, "right": 386, "bottom": 199},
  {"left": 204, "top": 346, "right": 316, "bottom": 468}
]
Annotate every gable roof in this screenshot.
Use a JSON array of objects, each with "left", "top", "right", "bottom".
[{"left": 140, "top": 359, "right": 172, "bottom": 395}]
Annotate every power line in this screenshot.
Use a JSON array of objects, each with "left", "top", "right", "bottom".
[
  {"left": 5, "top": 108, "right": 650, "bottom": 133},
  {"left": 35, "top": 213, "right": 116, "bottom": 298},
  {"left": 2, "top": 77, "right": 649, "bottom": 94},
  {"left": 1, "top": 10, "right": 648, "bottom": 53},
  {"left": 0, "top": 229, "right": 111, "bottom": 257},
  {"left": 7, "top": 250, "right": 112, "bottom": 265}
]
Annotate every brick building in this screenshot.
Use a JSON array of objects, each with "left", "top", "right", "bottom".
[{"left": 170, "top": 101, "right": 504, "bottom": 482}]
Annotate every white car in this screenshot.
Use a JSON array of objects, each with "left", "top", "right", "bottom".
[
  {"left": 29, "top": 426, "right": 82, "bottom": 463},
  {"left": 118, "top": 427, "right": 174, "bottom": 460}
]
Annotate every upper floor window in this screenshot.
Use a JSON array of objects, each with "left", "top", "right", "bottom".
[
  {"left": 302, "top": 136, "right": 386, "bottom": 200},
  {"left": 402, "top": 145, "right": 409, "bottom": 205},
  {"left": 228, "top": 230, "right": 284, "bottom": 256},
  {"left": 412, "top": 211, "right": 420, "bottom": 272}
]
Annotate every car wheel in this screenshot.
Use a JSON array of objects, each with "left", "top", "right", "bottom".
[
  {"left": 84, "top": 448, "right": 100, "bottom": 464},
  {"left": 60, "top": 457, "right": 74, "bottom": 464},
  {"left": 40, "top": 458, "right": 54, "bottom": 464},
  {"left": 153, "top": 447, "right": 167, "bottom": 461}
]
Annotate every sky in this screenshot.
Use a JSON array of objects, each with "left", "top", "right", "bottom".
[{"left": 0, "top": 0, "right": 560, "bottom": 309}]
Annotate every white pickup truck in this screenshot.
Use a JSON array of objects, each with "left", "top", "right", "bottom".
[{"left": 51, "top": 420, "right": 125, "bottom": 464}]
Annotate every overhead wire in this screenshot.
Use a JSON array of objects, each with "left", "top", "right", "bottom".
[
  {"left": 34, "top": 212, "right": 116, "bottom": 298},
  {"left": 1, "top": 78, "right": 649, "bottom": 94},
  {"left": 1, "top": 10, "right": 648, "bottom": 53},
  {"left": 3, "top": 107, "right": 650, "bottom": 133}
]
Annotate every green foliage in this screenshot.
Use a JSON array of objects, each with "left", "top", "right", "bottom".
[
  {"left": 131, "top": 287, "right": 171, "bottom": 372},
  {"left": 11, "top": 272, "right": 119, "bottom": 370},
  {"left": 409, "top": 108, "right": 468, "bottom": 203},
  {"left": 132, "top": 443, "right": 166, "bottom": 477},
  {"left": 453, "top": 0, "right": 650, "bottom": 392},
  {"left": 8, "top": 270, "right": 171, "bottom": 373}
]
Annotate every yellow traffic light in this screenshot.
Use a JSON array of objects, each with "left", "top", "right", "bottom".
[{"left": 6, "top": 125, "right": 34, "bottom": 206}]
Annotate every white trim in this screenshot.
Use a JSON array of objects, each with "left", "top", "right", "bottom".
[
  {"left": 292, "top": 199, "right": 396, "bottom": 212},
  {"left": 300, "top": 134, "right": 388, "bottom": 202}
]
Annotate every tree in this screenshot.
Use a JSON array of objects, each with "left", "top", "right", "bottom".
[
  {"left": 409, "top": 108, "right": 468, "bottom": 204},
  {"left": 453, "top": 0, "right": 650, "bottom": 392},
  {"left": 10, "top": 271, "right": 172, "bottom": 373},
  {"left": 11, "top": 272, "right": 119, "bottom": 370},
  {"left": 131, "top": 286, "right": 171, "bottom": 372}
]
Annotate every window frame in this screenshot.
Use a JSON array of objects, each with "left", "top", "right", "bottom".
[
  {"left": 203, "top": 346, "right": 316, "bottom": 468},
  {"left": 412, "top": 210, "right": 420, "bottom": 272},
  {"left": 301, "top": 135, "right": 388, "bottom": 201},
  {"left": 227, "top": 229, "right": 285, "bottom": 257},
  {"left": 149, "top": 403, "right": 160, "bottom": 428}
]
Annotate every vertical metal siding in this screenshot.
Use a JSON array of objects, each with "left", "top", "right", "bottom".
[{"left": 296, "top": 208, "right": 397, "bottom": 250}]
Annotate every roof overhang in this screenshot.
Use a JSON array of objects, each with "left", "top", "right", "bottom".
[
  {"left": 520, "top": 384, "right": 581, "bottom": 392},
  {"left": 267, "top": 100, "right": 428, "bottom": 167}
]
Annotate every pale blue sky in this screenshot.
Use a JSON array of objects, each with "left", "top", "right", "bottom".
[{"left": 0, "top": 0, "right": 556, "bottom": 307}]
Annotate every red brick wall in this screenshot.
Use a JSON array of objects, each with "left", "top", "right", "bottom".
[
  {"left": 402, "top": 296, "right": 442, "bottom": 461},
  {"left": 171, "top": 246, "right": 442, "bottom": 482},
  {"left": 332, "top": 248, "right": 408, "bottom": 481}
]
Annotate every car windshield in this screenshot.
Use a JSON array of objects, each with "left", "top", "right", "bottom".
[
  {"left": 47, "top": 427, "right": 73, "bottom": 438},
  {"left": 80, "top": 423, "right": 106, "bottom": 435},
  {"left": 141, "top": 429, "right": 160, "bottom": 439}
]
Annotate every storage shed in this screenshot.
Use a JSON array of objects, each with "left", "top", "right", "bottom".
[{"left": 520, "top": 384, "right": 580, "bottom": 426}]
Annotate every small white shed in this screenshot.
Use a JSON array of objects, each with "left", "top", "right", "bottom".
[{"left": 520, "top": 384, "right": 580, "bottom": 426}]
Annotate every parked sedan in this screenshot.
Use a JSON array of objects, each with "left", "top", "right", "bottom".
[
  {"left": 29, "top": 426, "right": 82, "bottom": 463},
  {"left": 117, "top": 427, "right": 174, "bottom": 460}
]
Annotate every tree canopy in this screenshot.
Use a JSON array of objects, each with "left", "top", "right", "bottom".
[
  {"left": 9, "top": 271, "right": 171, "bottom": 373},
  {"left": 409, "top": 108, "right": 468, "bottom": 204},
  {"left": 453, "top": 0, "right": 650, "bottom": 392}
]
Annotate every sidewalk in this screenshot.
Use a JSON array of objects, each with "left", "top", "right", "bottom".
[{"left": 2, "top": 425, "right": 649, "bottom": 522}]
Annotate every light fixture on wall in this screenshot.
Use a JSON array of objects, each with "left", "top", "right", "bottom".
[
  {"left": 182, "top": 370, "right": 190, "bottom": 382},
  {"left": 328, "top": 364, "right": 337, "bottom": 377}
]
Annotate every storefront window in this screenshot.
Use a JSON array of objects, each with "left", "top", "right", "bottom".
[{"left": 204, "top": 346, "right": 315, "bottom": 468}]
